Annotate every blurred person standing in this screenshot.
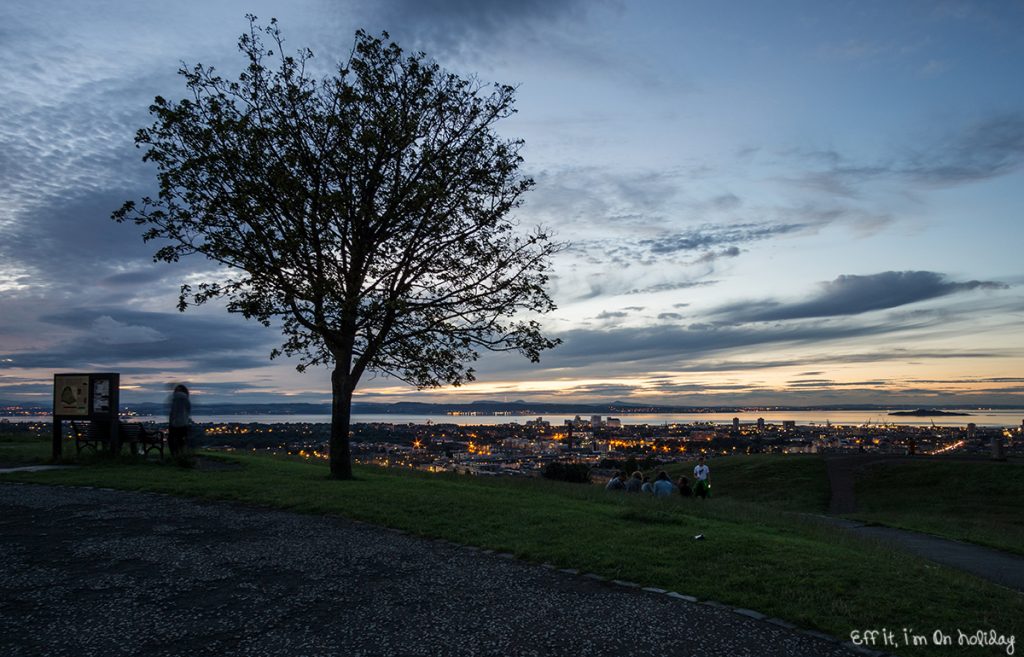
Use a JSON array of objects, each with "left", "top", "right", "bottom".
[{"left": 168, "top": 384, "right": 191, "bottom": 456}]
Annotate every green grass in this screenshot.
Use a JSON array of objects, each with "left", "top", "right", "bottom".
[
  {"left": 2, "top": 449, "right": 1021, "bottom": 657},
  {"left": 0, "top": 431, "right": 53, "bottom": 464},
  {"left": 663, "top": 454, "right": 831, "bottom": 512},
  {"left": 852, "top": 459, "right": 1024, "bottom": 555}
]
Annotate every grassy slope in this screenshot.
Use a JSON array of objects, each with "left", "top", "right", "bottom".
[
  {"left": 0, "top": 432, "right": 52, "bottom": 465},
  {"left": 852, "top": 459, "right": 1024, "bottom": 555},
  {"left": 3, "top": 450, "right": 1021, "bottom": 657},
  {"left": 663, "top": 454, "right": 830, "bottom": 512}
]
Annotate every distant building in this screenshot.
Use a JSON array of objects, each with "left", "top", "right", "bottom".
[
  {"left": 591, "top": 415, "right": 602, "bottom": 428},
  {"left": 782, "top": 420, "right": 796, "bottom": 431},
  {"left": 606, "top": 417, "right": 621, "bottom": 428},
  {"left": 732, "top": 417, "right": 740, "bottom": 432},
  {"left": 756, "top": 417, "right": 765, "bottom": 431},
  {"left": 967, "top": 422, "right": 977, "bottom": 439}
]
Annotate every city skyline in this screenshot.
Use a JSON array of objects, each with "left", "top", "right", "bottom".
[{"left": 2, "top": 1, "right": 1023, "bottom": 406}]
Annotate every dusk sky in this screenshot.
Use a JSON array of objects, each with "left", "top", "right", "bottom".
[{"left": 2, "top": 1, "right": 1023, "bottom": 407}]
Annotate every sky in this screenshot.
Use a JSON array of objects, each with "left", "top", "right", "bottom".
[{"left": 2, "top": 0, "right": 1023, "bottom": 408}]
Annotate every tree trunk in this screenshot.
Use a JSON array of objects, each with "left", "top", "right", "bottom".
[{"left": 330, "top": 367, "right": 355, "bottom": 479}]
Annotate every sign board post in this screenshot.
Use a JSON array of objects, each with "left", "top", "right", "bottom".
[{"left": 52, "top": 373, "right": 120, "bottom": 459}]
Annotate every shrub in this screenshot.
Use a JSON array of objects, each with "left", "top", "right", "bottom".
[{"left": 542, "top": 461, "right": 592, "bottom": 484}]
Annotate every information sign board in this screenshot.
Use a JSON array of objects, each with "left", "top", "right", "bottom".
[
  {"left": 52, "top": 372, "right": 121, "bottom": 460},
  {"left": 54, "top": 374, "right": 90, "bottom": 417},
  {"left": 52, "top": 373, "right": 120, "bottom": 420}
]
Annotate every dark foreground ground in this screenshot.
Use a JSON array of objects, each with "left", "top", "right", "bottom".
[{"left": 0, "top": 483, "right": 864, "bottom": 657}]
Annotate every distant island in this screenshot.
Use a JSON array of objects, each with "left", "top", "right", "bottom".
[{"left": 888, "top": 409, "right": 971, "bottom": 417}]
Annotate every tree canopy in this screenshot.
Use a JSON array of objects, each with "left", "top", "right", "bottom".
[{"left": 115, "top": 18, "right": 561, "bottom": 477}]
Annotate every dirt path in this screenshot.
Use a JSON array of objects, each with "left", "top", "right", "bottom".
[{"left": 822, "top": 454, "right": 899, "bottom": 514}]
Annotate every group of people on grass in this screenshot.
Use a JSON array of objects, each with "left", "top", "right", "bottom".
[{"left": 605, "top": 456, "right": 711, "bottom": 499}]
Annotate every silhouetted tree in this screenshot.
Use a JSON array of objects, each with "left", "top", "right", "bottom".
[
  {"left": 114, "top": 18, "right": 560, "bottom": 478},
  {"left": 541, "top": 461, "right": 592, "bottom": 484}
]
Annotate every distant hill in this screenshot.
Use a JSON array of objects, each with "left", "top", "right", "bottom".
[{"left": 1, "top": 399, "right": 1018, "bottom": 416}]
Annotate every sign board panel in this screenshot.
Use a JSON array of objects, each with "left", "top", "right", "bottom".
[
  {"left": 52, "top": 372, "right": 121, "bottom": 460},
  {"left": 54, "top": 374, "right": 90, "bottom": 417},
  {"left": 92, "top": 378, "right": 111, "bottom": 414},
  {"left": 53, "top": 373, "right": 120, "bottom": 420}
]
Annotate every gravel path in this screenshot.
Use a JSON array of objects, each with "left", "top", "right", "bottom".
[{"left": 0, "top": 483, "right": 860, "bottom": 657}]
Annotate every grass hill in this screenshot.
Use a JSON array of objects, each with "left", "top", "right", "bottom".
[
  {"left": 851, "top": 458, "right": 1024, "bottom": 555},
  {"left": 2, "top": 436, "right": 1022, "bottom": 657}
]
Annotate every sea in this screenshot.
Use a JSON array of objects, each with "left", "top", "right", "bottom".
[{"left": 9, "top": 409, "right": 1024, "bottom": 428}]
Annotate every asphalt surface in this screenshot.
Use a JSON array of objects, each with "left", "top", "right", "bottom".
[
  {"left": 822, "top": 455, "right": 1024, "bottom": 592},
  {"left": 0, "top": 483, "right": 860, "bottom": 657},
  {"left": 822, "top": 517, "right": 1024, "bottom": 593}
]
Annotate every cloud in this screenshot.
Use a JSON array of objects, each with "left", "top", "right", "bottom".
[
  {"left": 783, "top": 112, "right": 1024, "bottom": 195},
  {"left": 0, "top": 186, "right": 215, "bottom": 344},
  {"left": 785, "top": 379, "right": 888, "bottom": 389},
  {"left": 609, "top": 349, "right": 1007, "bottom": 375},
  {"left": 628, "top": 281, "right": 717, "bottom": 295},
  {"left": 711, "top": 193, "right": 741, "bottom": 210},
  {"left": 713, "top": 271, "right": 1007, "bottom": 322},
  {"left": 695, "top": 246, "right": 741, "bottom": 264},
  {"left": 527, "top": 166, "right": 694, "bottom": 235},
  {"left": 657, "top": 313, "right": 683, "bottom": 320},
  {"left": 360, "top": 0, "right": 593, "bottom": 49},
  {"left": 541, "top": 321, "right": 911, "bottom": 369},
  {"left": 637, "top": 223, "right": 804, "bottom": 256},
  {"left": 99, "top": 269, "right": 171, "bottom": 288},
  {"left": 91, "top": 316, "right": 165, "bottom": 345},
  {"left": 0, "top": 308, "right": 279, "bottom": 373},
  {"left": 348, "top": 0, "right": 631, "bottom": 83},
  {"left": 904, "top": 113, "right": 1024, "bottom": 185}
]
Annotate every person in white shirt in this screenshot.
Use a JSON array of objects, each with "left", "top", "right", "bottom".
[{"left": 693, "top": 456, "right": 710, "bottom": 498}]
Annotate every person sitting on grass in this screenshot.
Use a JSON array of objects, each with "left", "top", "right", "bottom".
[
  {"left": 605, "top": 471, "right": 626, "bottom": 491},
  {"left": 640, "top": 474, "right": 653, "bottom": 494},
  {"left": 693, "top": 456, "right": 711, "bottom": 499},
  {"left": 625, "top": 471, "right": 643, "bottom": 493},
  {"left": 677, "top": 476, "right": 693, "bottom": 498},
  {"left": 653, "top": 471, "right": 674, "bottom": 497}
]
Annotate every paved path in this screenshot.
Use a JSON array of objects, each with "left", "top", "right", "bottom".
[
  {"left": 0, "top": 465, "right": 77, "bottom": 474},
  {"left": 0, "top": 484, "right": 859, "bottom": 657},
  {"left": 820, "top": 518, "right": 1024, "bottom": 593},
  {"left": 821, "top": 455, "right": 1024, "bottom": 592}
]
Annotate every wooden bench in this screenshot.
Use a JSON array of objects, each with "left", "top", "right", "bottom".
[
  {"left": 118, "top": 422, "right": 166, "bottom": 457},
  {"left": 70, "top": 420, "right": 165, "bottom": 457},
  {"left": 70, "top": 420, "right": 106, "bottom": 454}
]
